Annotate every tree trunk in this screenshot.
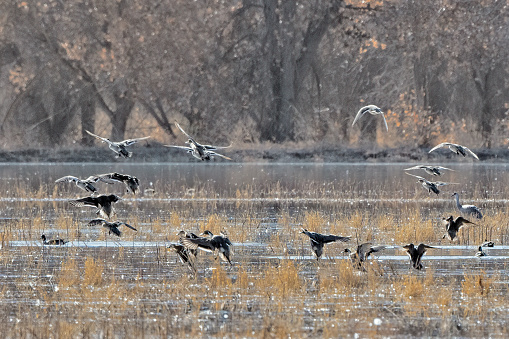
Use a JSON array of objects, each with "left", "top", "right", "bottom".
[{"left": 80, "top": 84, "right": 95, "bottom": 146}]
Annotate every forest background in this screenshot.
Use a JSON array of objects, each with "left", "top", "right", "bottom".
[{"left": 0, "top": 0, "right": 508, "bottom": 158}]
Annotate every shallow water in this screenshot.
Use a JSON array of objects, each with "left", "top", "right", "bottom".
[{"left": 1, "top": 162, "right": 509, "bottom": 337}]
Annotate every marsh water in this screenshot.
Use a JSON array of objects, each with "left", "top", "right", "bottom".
[{"left": 1, "top": 162, "right": 509, "bottom": 337}]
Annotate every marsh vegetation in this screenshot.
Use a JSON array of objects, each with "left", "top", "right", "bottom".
[{"left": 1, "top": 163, "right": 509, "bottom": 337}]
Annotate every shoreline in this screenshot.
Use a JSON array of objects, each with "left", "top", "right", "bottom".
[{"left": 0, "top": 145, "right": 508, "bottom": 163}]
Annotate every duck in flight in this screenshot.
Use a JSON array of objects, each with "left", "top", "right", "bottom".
[
  {"left": 69, "top": 194, "right": 121, "bottom": 219},
  {"left": 352, "top": 105, "right": 388, "bottom": 131},
  {"left": 300, "top": 228, "right": 350, "bottom": 259},
  {"left": 86, "top": 130, "right": 150, "bottom": 158},
  {"left": 406, "top": 172, "right": 457, "bottom": 195},
  {"left": 87, "top": 218, "right": 137, "bottom": 237},
  {"left": 181, "top": 230, "right": 233, "bottom": 265},
  {"left": 402, "top": 243, "right": 436, "bottom": 270},
  {"left": 442, "top": 215, "right": 476, "bottom": 241},
  {"left": 404, "top": 165, "right": 454, "bottom": 177},
  {"left": 55, "top": 175, "right": 99, "bottom": 193},
  {"left": 344, "top": 243, "right": 386, "bottom": 269},
  {"left": 428, "top": 142, "right": 479, "bottom": 160},
  {"left": 168, "top": 230, "right": 201, "bottom": 272},
  {"left": 93, "top": 172, "right": 140, "bottom": 194},
  {"left": 165, "top": 122, "right": 232, "bottom": 161}
]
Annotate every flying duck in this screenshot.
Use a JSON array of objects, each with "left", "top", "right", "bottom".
[
  {"left": 93, "top": 172, "right": 140, "bottom": 194},
  {"left": 352, "top": 105, "right": 388, "bottom": 131},
  {"left": 87, "top": 218, "right": 137, "bottom": 237},
  {"left": 406, "top": 172, "right": 457, "bottom": 195},
  {"left": 442, "top": 216, "right": 476, "bottom": 241},
  {"left": 344, "top": 243, "right": 386, "bottom": 269},
  {"left": 402, "top": 243, "right": 436, "bottom": 270},
  {"left": 181, "top": 230, "right": 233, "bottom": 265},
  {"left": 404, "top": 165, "right": 454, "bottom": 176},
  {"left": 55, "top": 175, "right": 99, "bottom": 193},
  {"left": 428, "top": 142, "right": 479, "bottom": 160},
  {"left": 164, "top": 122, "right": 232, "bottom": 161},
  {"left": 86, "top": 130, "right": 150, "bottom": 158},
  {"left": 69, "top": 194, "right": 121, "bottom": 219},
  {"left": 300, "top": 228, "right": 350, "bottom": 259}
]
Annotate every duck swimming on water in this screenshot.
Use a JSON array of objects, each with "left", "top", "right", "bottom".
[{"left": 41, "top": 234, "right": 67, "bottom": 245}]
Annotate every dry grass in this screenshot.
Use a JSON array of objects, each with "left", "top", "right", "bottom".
[{"left": 0, "top": 171, "right": 508, "bottom": 338}]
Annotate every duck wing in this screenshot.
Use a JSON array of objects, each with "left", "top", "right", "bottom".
[
  {"left": 181, "top": 237, "right": 216, "bottom": 252},
  {"left": 428, "top": 142, "right": 451, "bottom": 153},
  {"left": 207, "top": 151, "right": 232, "bottom": 161},
  {"left": 85, "top": 130, "right": 111, "bottom": 144},
  {"left": 120, "top": 136, "right": 151, "bottom": 146},
  {"left": 462, "top": 146, "right": 479, "bottom": 160},
  {"left": 93, "top": 173, "right": 120, "bottom": 184},
  {"left": 87, "top": 218, "right": 108, "bottom": 226},
  {"left": 352, "top": 106, "right": 369, "bottom": 127},
  {"left": 164, "top": 145, "right": 193, "bottom": 151},
  {"left": 55, "top": 175, "right": 80, "bottom": 183},
  {"left": 118, "top": 222, "right": 137, "bottom": 232},
  {"left": 69, "top": 196, "right": 99, "bottom": 208},
  {"left": 381, "top": 113, "right": 389, "bottom": 131}
]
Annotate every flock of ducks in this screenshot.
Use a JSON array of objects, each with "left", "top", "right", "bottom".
[
  {"left": 42, "top": 111, "right": 490, "bottom": 272},
  {"left": 315, "top": 105, "right": 489, "bottom": 270}
]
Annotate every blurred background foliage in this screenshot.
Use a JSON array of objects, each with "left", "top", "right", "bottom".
[{"left": 0, "top": 0, "right": 508, "bottom": 149}]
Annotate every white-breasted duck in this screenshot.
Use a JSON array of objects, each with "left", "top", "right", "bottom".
[
  {"left": 344, "top": 243, "right": 386, "bottom": 269},
  {"left": 406, "top": 172, "right": 457, "bottom": 195},
  {"left": 86, "top": 130, "right": 150, "bottom": 158},
  {"left": 428, "top": 142, "right": 479, "bottom": 160},
  {"left": 352, "top": 105, "right": 388, "bottom": 131},
  {"left": 87, "top": 218, "right": 137, "bottom": 237},
  {"left": 404, "top": 165, "right": 454, "bottom": 177},
  {"left": 55, "top": 175, "right": 99, "bottom": 193},
  {"left": 164, "top": 122, "right": 232, "bottom": 161},
  {"left": 476, "top": 246, "right": 486, "bottom": 257}
]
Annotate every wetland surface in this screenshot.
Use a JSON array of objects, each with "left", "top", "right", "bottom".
[{"left": 1, "top": 162, "right": 508, "bottom": 338}]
